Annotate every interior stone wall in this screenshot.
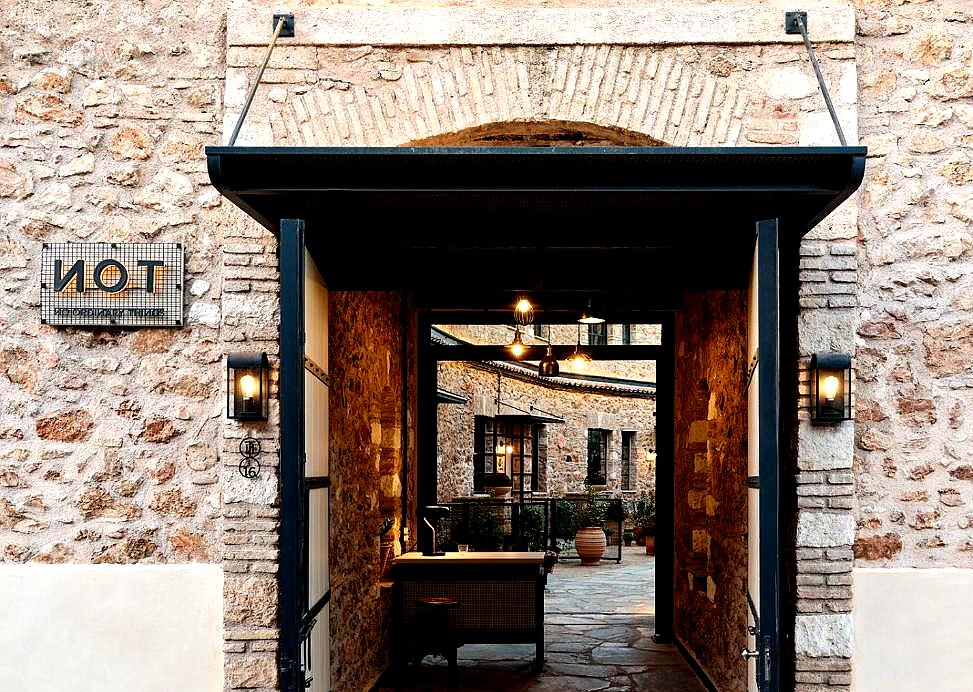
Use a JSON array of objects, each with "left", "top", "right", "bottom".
[
  {"left": 673, "top": 291, "right": 748, "bottom": 692},
  {"left": 437, "top": 360, "right": 656, "bottom": 501},
  {"left": 327, "top": 291, "right": 404, "bottom": 691}
]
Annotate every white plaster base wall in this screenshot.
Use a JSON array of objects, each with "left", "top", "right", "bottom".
[
  {"left": 854, "top": 568, "right": 973, "bottom": 692},
  {"left": 0, "top": 564, "right": 223, "bottom": 692}
]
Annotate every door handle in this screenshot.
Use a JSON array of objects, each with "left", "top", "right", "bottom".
[{"left": 741, "top": 648, "right": 760, "bottom": 661}]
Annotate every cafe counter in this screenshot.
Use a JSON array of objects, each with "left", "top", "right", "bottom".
[{"left": 390, "top": 551, "right": 545, "bottom": 671}]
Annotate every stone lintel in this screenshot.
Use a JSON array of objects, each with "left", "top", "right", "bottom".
[{"left": 228, "top": 3, "right": 856, "bottom": 47}]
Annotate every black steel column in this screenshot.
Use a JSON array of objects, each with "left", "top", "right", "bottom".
[
  {"left": 654, "top": 312, "right": 675, "bottom": 642},
  {"left": 757, "top": 218, "right": 781, "bottom": 692},
  {"left": 416, "top": 313, "right": 438, "bottom": 552},
  {"left": 278, "top": 218, "right": 306, "bottom": 692}
]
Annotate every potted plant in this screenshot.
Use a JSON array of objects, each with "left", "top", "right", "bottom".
[
  {"left": 482, "top": 472, "right": 512, "bottom": 498},
  {"left": 378, "top": 515, "right": 395, "bottom": 578},
  {"left": 623, "top": 528, "right": 635, "bottom": 546},
  {"left": 465, "top": 503, "right": 504, "bottom": 551},
  {"left": 574, "top": 481, "right": 606, "bottom": 565},
  {"left": 632, "top": 488, "right": 657, "bottom": 556},
  {"left": 543, "top": 549, "right": 559, "bottom": 575}
]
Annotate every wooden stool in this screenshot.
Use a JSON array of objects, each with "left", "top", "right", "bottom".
[{"left": 413, "top": 596, "right": 460, "bottom": 685}]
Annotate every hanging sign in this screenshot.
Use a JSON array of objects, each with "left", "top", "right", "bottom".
[{"left": 40, "top": 242, "right": 184, "bottom": 328}]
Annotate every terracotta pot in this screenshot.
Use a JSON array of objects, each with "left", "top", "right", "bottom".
[
  {"left": 644, "top": 535, "right": 656, "bottom": 556},
  {"left": 485, "top": 485, "right": 511, "bottom": 498},
  {"left": 575, "top": 526, "right": 607, "bottom": 566}
]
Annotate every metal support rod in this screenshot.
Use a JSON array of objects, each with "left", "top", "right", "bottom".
[
  {"left": 227, "top": 16, "right": 287, "bottom": 146},
  {"left": 793, "top": 14, "right": 847, "bottom": 146}
]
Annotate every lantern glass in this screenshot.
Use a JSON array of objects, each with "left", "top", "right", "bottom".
[
  {"left": 810, "top": 353, "right": 852, "bottom": 423},
  {"left": 227, "top": 352, "right": 270, "bottom": 420}
]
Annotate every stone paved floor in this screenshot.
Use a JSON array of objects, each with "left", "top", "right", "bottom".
[{"left": 375, "top": 546, "right": 706, "bottom": 691}]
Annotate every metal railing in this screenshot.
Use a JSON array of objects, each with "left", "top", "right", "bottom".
[{"left": 438, "top": 497, "right": 624, "bottom": 563}]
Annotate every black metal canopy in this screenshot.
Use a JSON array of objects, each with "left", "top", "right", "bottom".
[{"left": 206, "top": 146, "right": 865, "bottom": 315}]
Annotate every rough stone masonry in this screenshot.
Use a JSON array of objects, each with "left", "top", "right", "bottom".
[{"left": 2, "top": 2, "right": 973, "bottom": 692}]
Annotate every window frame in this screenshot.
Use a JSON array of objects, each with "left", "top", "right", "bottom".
[
  {"left": 621, "top": 430, "right": 635, "bottom": 490},
  {"left": 587, "top": 428, "right": 609, "bottom": 485}
]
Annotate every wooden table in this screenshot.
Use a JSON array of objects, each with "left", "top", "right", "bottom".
[{"left": 391, "top": 552, "right": 546, "bottom": 672}]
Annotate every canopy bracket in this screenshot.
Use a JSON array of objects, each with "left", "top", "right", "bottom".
[
  {"left": 227, "top": 13, "right": 294, "bottom": 146},
  {"left": 785, "top": 11, "right": 847, "bottom": 146}
]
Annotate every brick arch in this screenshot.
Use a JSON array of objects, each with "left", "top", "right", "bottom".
[
  {"left": 407, "top": 119, "right": 665, "bottom": 146},
  {"left": 269, "top": 46, "right": 749, "bottom": 147}
]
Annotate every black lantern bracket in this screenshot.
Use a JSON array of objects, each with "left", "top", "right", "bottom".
[{"left": 809, "top": 352, "right": 852, "bottom": 423}]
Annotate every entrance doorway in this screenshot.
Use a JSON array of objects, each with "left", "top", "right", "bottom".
[{"left": 207, "top": 143, "right": 866, "bottom": 692}]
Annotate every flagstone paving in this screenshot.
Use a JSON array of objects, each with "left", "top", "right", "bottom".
[{"left": 375, "top": 546, "right": 706, "bottom": 691}]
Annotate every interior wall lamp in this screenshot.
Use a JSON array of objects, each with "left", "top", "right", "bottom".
[
  {"left": 227, "top": 352, "right": 270, "bottom": 421},
  {"left": 810, "top": 352, "right": 852, "bottom": 423}
]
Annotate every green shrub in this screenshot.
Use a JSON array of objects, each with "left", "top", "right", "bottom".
[
  {"left": 466, "top": 504, "right": 503, "bottom": 551},
  {"left": 632, "top": 488, "right": 657, "bottom": 533},
  {"left": 519, "top": 504, "right": 546, "bottom": 551},
  {"left": 552, "top": 500, "right": 577, "bottom": 539}
]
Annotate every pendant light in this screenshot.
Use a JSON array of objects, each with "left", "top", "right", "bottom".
[
  {"left": 513, "top": 296, "right": 534, "bottom": 326},
  {"left": 566, "top": 324, "right": 591, "bottom": 369},
  {"left": 507, "top": 325, "right": 526, "bottom": 359},
  {"left": 538, "top": 344, "right": 559, "bottom": 377},
  {"left": 578, "top": 298, "right": 605, "bottom": 325}
]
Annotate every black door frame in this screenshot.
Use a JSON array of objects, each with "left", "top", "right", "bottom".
[
  {"left": 756, "top": 219, "right": 782, "bottom": 691},
  {"left": 417, "top": 311, "right": 676, "bottom": 642},
  {"left": 276, "top": 224, "right": 788, "bottom": 692},
  {"left": 278, "top": 218, "right": 306, "bottom": 692}
]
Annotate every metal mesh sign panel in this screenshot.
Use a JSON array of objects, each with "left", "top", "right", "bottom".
[{"left": 40, "top": 243, "right": 184, "bottom": 328}]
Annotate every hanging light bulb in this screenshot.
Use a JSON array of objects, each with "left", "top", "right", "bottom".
[
  {"left": 513, "top": 296, "right": 534, "bottom": 326},
  {"left": 566, "top": 324, "right": 591, "bottom": 369},
  {"left": 578, "top": 298, "right": 605, "bottom": 325},
  {"left": 507, "top": 326, "right": 526, "bottom": 359},
  {"left": 538, "top": 344, "right": 560, "bottom": 377}
]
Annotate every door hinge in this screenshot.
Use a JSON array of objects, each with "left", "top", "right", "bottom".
[
  {"left": 746, "top": 350, "right": 759, "bottom": 391},
  {"left": 760, "top": 634, "right": 774, "bottom": 692},
  {"left": 280, "top": 657, "right": 299, "bottom": 691}
]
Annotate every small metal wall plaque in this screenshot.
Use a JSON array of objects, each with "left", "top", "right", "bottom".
[
  {"left": 239, "top": 437, "right": 262, "bottom": 479},
  {"left": 40, "top": 242, "right": 184, "bottom": 328}
]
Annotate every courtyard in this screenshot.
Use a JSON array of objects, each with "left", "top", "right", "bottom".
[{"left": 376, "top": 547, "right": 705, "bottom": 691}]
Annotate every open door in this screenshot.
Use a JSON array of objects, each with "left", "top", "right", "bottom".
[
  {"left": 745, "top": 219, "right": 781, "bottom": 692},
  {"left": 280, "top": 219, "right": 331, "bottom": 692}
]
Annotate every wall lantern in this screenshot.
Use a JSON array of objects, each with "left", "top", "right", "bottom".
[
  {"left": 810, "top": 352, "right": 852, "bottom": 423},
  {"left": 227, "top": 352, "right": 270, "bottom": 421}
]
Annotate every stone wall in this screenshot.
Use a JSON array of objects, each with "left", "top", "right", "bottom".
[
  {"left": 673, "top": 291, "right": 748, "bottom": 692},
  {"left": 852, "top": 0, "right": 973, "bottom": 569},
  {"left": 0, "top": 0, "right": 228, "bottom": 566},
  {"left": 327, "top": 291, "right": 405, "bottom": 691},
  {"left": 437, "top": 360, "right": 656, "bottom": 501}
]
